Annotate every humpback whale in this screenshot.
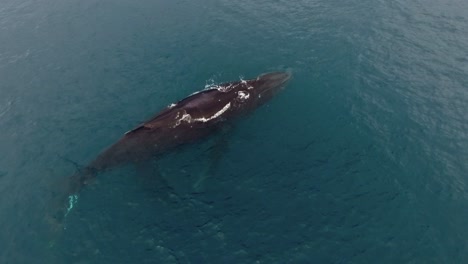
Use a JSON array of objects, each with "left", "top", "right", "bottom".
[{"left": 59, "top": 71, "right": 291, "bottom": 217}]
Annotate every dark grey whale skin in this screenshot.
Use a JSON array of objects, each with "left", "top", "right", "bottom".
[{"left": 64, "top": 72, "right": 291, "bottom": 199}]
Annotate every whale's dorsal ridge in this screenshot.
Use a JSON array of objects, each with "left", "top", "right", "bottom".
[{"left": 124, "top": 124, "right": 151, "bottom": 135}]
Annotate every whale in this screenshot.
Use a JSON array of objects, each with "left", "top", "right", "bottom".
[{"left": 58, "top": 71, "right": 291, "bottom": 217}]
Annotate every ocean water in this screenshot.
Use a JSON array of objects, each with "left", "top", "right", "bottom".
[{"left": 1, "top": 0, "right": 467, "bottom": 263}]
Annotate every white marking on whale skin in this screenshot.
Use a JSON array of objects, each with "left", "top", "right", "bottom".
[
  {"left": 172, "top": 102, "right": 230, "bottom": 127},
  {"left": 172, "top": 111, "right": 187, "bottom": 128},
  {"left": 193, "top": 102, "right": 231, "bottom": 123},
  {"left": 168, "top": 103, "right": 177, "bottom": 108},
  {"left": 173, "top": 111, "right": 192, "bottom": 128},
  {"left": 180, "top": 112, "right": 192, "bottom": 122},
  {"left": 237, "top": 91, "right": 250, "bottom": 101}
]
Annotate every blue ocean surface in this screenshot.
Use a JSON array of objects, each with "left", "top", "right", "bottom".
[{"left": 1, "top": 0, "right": 467, "bottom": 263}]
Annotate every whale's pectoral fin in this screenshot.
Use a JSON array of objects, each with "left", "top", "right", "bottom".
[
  {"left": 208, "top": 128, "right": 231, "bottom": 174},
  {"left": 135, "top": 160, "right": 164, "bottom": 190},
  {"left": 193, "top": 125, "right": 233, "bottom": 192},
  {"left": 134, "top": 160, "right": 180, "bottom": 202}
]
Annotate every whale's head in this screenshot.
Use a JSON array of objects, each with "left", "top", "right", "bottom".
[
  {"left": 221, "top": 71, "right": 291, "bottom": 114},
  {"left": 248, "top": 71, "right": 291, "bottom": 104}
]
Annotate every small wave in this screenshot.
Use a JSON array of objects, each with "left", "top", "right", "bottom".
[{"left": 0, "top": 100, "right": 12, "bottom": 119}]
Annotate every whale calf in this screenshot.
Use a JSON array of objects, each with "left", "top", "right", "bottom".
[{"left": 59, "top": 71, "right": 291, "bottom": 216}]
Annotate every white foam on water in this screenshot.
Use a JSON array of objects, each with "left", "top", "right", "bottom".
[
  {"left": 64, "top": 194, "right": 79, "bottom": 218},
  {"left": 204, "top": 78, "right": 217, "bottom": 90},
  {"left": 216, "top": 83, "right": 234, "bottom": 92}
]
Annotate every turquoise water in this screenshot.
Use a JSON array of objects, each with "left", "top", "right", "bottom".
[{"left": 1, "top": 0, "right": 468, "bottom": 262}]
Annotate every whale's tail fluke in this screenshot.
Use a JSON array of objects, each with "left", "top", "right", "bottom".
[{"left": 45, "top": 167, "right": 97, "bottom": 231}]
